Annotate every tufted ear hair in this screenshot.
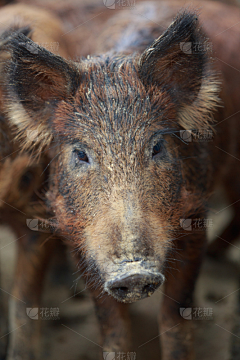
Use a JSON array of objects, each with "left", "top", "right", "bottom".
[
  {"left": 4, "top": 29, "right": 80, "bottom": 152},
  {"left": 138, "top": 11, "right": 221, "bottom": 130}
]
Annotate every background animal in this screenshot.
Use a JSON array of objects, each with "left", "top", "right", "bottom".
[{"left": 0, "top": 3, "right": 71, "bottom": 359}]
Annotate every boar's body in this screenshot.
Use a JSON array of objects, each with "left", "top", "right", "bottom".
[{"left": 3, "top": 1, "right": 240, "bottom": 359}]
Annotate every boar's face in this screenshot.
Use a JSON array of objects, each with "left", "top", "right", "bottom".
[
  {"left": 5, "top": 13, "right": 220, "bottom": 302},
  {"left": 51, "top": 59, "right": 182, "bottom": 302}
]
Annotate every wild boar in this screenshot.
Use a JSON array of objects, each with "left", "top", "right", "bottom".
[{"left": 3, "top": 1, "right": 240, "bottom": 359}]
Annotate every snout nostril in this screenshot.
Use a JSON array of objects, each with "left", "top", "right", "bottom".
[
  {"left": 143, "top": 282, "right": 160, "bottom": 293},
  {"left": 112, "top": 286, "right": 129, "bottom": 296},
  {"left": 118, "top": 286, "right": 128, "bottom": 292},
  {"left": 143, "top": 284, "right": 153, "bottom": 293},
  {"left": 106, "top": 272, "right": 164, "bottom": 302}
]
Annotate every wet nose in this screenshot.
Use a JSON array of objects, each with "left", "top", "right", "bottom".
[{"left": 105, "top": 272, "right": 164, "bottom": 303}]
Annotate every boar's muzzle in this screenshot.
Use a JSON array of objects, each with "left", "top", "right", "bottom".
[{"left": 104, "top": 264, "right": 165, "bottom": 303}]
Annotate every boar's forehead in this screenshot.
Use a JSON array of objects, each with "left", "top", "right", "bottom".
[{"left": 55, "top": 55, "right": 176, "bottom": 153}]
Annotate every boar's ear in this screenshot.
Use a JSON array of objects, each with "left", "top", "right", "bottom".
[
  {"left": 138, "top": 12, "right": 220, "bottom": 130},
  {"left": 5, "top": 31, "right": 80, "bottom": 152}
]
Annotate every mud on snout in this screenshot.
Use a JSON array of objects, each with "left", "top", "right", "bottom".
[{"left": 103, "top": 260, "right": 165, "bottom": 303}]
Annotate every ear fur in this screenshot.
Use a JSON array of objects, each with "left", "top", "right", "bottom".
[
  {"left": 3, "top": 29, "right": 80, "bottom": 153},
  {"left": 138, "top": 11, "right": 221, "bottom": 130}
]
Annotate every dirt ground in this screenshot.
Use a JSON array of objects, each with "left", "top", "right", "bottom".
[{"left": 1, "top": 193, "right": 240, "bottom": 360}]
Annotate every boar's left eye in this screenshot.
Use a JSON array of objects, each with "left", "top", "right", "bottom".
[
  {"left": 152, "top": 141, "right": 163, "bottom": 157},
  {"left": 74, "top": 149, "right": 89, "bottom": 163}
]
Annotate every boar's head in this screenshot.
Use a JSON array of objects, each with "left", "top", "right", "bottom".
[{"left": 5, "top": 13, "right": 220, "bottom": 302}]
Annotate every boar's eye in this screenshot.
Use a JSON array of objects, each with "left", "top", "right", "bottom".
[
  {"left": 73, "top": 149, "right": 89, "bottom": 163},
  {"left": 152, "top": 141, "right": 163, "bottom": 158}
]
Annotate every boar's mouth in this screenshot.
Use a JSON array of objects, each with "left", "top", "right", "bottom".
[{"left": 104, "top": 261, "right": 165, "bottom": 303}]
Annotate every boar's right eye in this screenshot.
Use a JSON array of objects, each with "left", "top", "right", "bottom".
[
  {"left": 152, "top": 141, "right": 163, "bottom": 158},
  {"left": 73, "top": 149, "right": 89, "bottom": 163}
]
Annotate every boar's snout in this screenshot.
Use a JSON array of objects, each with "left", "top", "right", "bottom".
[{"left": 105, "top": 271, "right": 164, "bottom": 303}]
